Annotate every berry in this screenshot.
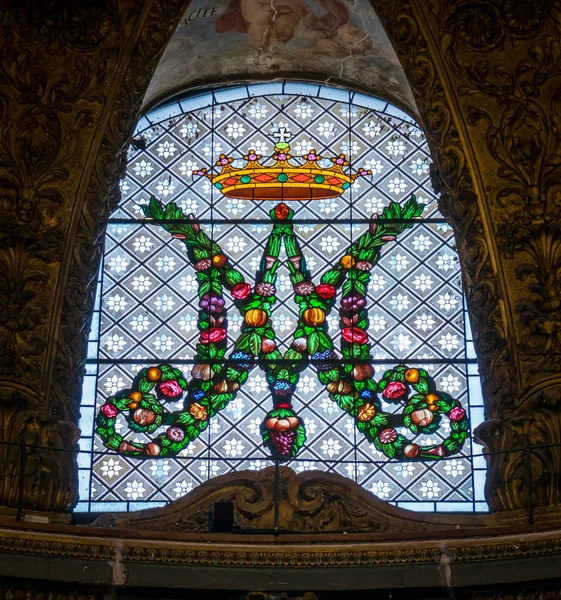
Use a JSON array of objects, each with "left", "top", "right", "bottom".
[{"left": 270, "top": 429, "right": 296, "bottom": 456}]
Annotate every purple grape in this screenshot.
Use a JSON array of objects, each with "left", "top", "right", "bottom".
[
  {"left": 270, "top": 430, "right": 296, "bottom": 456},
  {"left": 341, "top": 295, "right": 366, "bottom": 314},
  {"left": 200, "top": 294, "right": 224, "bottom": 313}
]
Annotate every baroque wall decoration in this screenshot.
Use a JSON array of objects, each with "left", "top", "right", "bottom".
[
  {"left": 0, "top": 0, "right": 188, "bottom": 512},
  {"left": 374, "top": 0, "right": 561, "bottom": 511},
  {"left": 0, "top": 0, "right": 560, "bottom": 516}
]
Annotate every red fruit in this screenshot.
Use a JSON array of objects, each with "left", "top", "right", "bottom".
[
  {"left": 232, "top": 283, "right": 251, "bottom": 299},
  {"left": 411, "top": 409, "right": 433, "bottom": 427},
  {"left": 341, "top": 327, "right": 368, "bottom": 345},
  {"left": 261, "top": 338, "right": 276, "bottom": 354},
  {"left": 382, "top": 381, "right": 407, "bottom": 400},
  {"left": 133, "top": 408, "right": 156, "bottom": 427},
  {"left": 403, "top": 443, "right": 419, "bottom": 459},
  {"left": 158, "top": 380, "right": 183, "bottom": 398},
  {"left": 101, "top": 403, "right": 118, "bottom": 418},
  {"left": 316, "top": 284, "right": 336, "bottom": 299},
  {"left": 212, "top": 254, "right": 228, "bottom": 267},
  {"left": 449, "top": 407, "right": 466, "bottom": 421},
  {"left": 118, "top": 441, "right": 137, "bottom": 454},
  {"left": 145, "top": 442, "right": 161, "bottom": 456},
  {"left": 274, "top": 203, "right": 290, "bottom": 220},
  {"left": 200, "top": 328, "right": 227, "bottom": 344}
]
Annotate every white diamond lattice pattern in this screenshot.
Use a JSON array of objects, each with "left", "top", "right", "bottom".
[{"left": 77, "top": 84, "right": 487, "bottom": 514}]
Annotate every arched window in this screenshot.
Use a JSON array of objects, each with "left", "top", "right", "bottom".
[{"left": 76, "top": 83, "right": 486, "bottom": 513}]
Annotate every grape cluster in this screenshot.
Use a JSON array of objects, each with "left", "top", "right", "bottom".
[
  {"left": 231, "top": 350, "right": 252, "bottom": 370},
  {"left": 199, "top": 294, "right": 225, "bottom": 312},
  {"left": 270, "top": 429, "right": 296, "bottom": 456},
  {"left": 272, "top": 380, "right": 293, "bottom": 396},
  {"left": 311, "top": 349, "right": 338, "bottom": 370},
  {"left": 341, "top": 295, "right": 365, "bottom": 314}
]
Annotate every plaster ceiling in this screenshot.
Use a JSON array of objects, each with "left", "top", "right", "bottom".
[{"left": 144, "top": 0, "right": 417, "bottom": 116}]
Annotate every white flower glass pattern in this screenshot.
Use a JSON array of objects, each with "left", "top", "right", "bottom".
[{"left": 77, "top": 83, "right": 486, "bottom": 514}]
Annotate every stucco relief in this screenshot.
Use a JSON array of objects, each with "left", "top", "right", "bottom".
[{"left": 143, "top": 0, "right": 417, "bottom": 115}]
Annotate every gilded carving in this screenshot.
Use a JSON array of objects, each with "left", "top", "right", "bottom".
[
  {"left": 0, "top": 0, "right": 186, "bottom": 512},
  {"left": 373, "top": 0, "right": 561, "bottom": 510},
  {"left": 0, "top": 587, "right": 98, "bottom": 600}
]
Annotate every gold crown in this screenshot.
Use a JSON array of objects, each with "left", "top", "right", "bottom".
[{"left": 194, "top": 141, "right": 371, "bottom": 201}]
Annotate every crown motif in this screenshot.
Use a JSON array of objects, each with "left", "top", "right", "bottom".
[{"left": 194, "top": 129, "right": 371, "bottom": 201}]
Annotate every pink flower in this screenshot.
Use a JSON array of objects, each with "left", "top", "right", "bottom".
[
  {"left": 379, "top": 428, "right": 397, "bottom": 444},
  {"left": 158, "top": 380, "right": 183, "bottom": 398},
  {"left": 316, "top": 284, "right": 336, "bottom": 299},
  {"left": 382, "top": 381, "right": 407, "bottom": 400},
  {"left": 449, "top": 407, "right": 466, "bottom": 421},
  {"left": 166, "top": 426, "right": 185, "bottom": 442},
  {"left": 355, "top": 261, "right": 372, "bottom": 271},
  {"left": 294, "top": 281, "right": 315, "bottom": 296},
  {"left": 232, "top": 283, "right": 251, "bottom": 299},
  {"left": 101, "top": 403, "right": 118, "bottom": 418},
  {"left": 341, "top": 327, "right": 368, "bottom": 345},
  {"left": 200, "top": 328, "right": 227, "bottom": 344},
  {"left": 255, "top": 282, "right": 276, "bottom": 296},
  {"left": 195, "top": 259, "right": 211, "bottom": 271}
]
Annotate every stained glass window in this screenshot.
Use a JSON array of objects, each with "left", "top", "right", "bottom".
[{"left": 76, "top": 83, "right": 487, "bottom": 513}]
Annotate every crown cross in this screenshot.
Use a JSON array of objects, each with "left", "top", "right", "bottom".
[{"left": 273, "top": 126, "right": 292, "bottom": 144}]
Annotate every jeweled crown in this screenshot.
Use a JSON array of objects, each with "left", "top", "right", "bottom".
[{"left": 194, "top": 132, "right": 371, "bottom": 201}]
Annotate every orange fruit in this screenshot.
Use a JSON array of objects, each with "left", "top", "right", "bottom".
[
  {"left": 340, "top": 254, "right": 355, "bottom": 269},
  {"left": 405, "top": 369, "right": 420, "bottom": 383},
  {"left": 212, "top": 254, "right": 227, "bottom": 267},
  {"left": 128, "top": 391, "right": 142, "bottom": 403},
  {"left": 245, "top": 308, "right": 268, "bottom": 327},
  {"left": 426, "top": 393, "right": 439, "bottom": 405},
  {"left": 302, "top": 307, "right": 325, "bottom": 326},
  {"left": 147, "top": 367, "right": 161, "bottom": 381}
]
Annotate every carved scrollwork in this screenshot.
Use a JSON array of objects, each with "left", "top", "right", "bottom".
[
  {"left": 93, "top": 466, "right": 485, "bottom": 533},
  {"left": 437, "top": 0, "right": 561, "bottom": 382}
]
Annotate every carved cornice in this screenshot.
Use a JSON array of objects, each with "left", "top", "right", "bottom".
[{"left": 1, "top": 525, "right": 561, "bottom": 568}]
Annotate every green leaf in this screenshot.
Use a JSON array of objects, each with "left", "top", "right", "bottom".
[
  {"left": 199, "top": 281, "right": 211, "bottom": 297},
  {"left": 236, "top": 333, "right": 250, "bottom": 351},
  {"left": 316, "top": 330, "right": 332, "bottom": 350},
  {"left": 321, "top": 270, "right": 341, "bottom": 285},
  {"left": 308, "top": 331, "right": 319, "bottom": 354},
  {"left": 249, "top": 332, "right": 262, "bottom": 356},
  {"left": 147, "top": 196, "right": 164, "bottom": 219},
  {"left": 224, "top": 267, "right": 243, "bottom": 286}
]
